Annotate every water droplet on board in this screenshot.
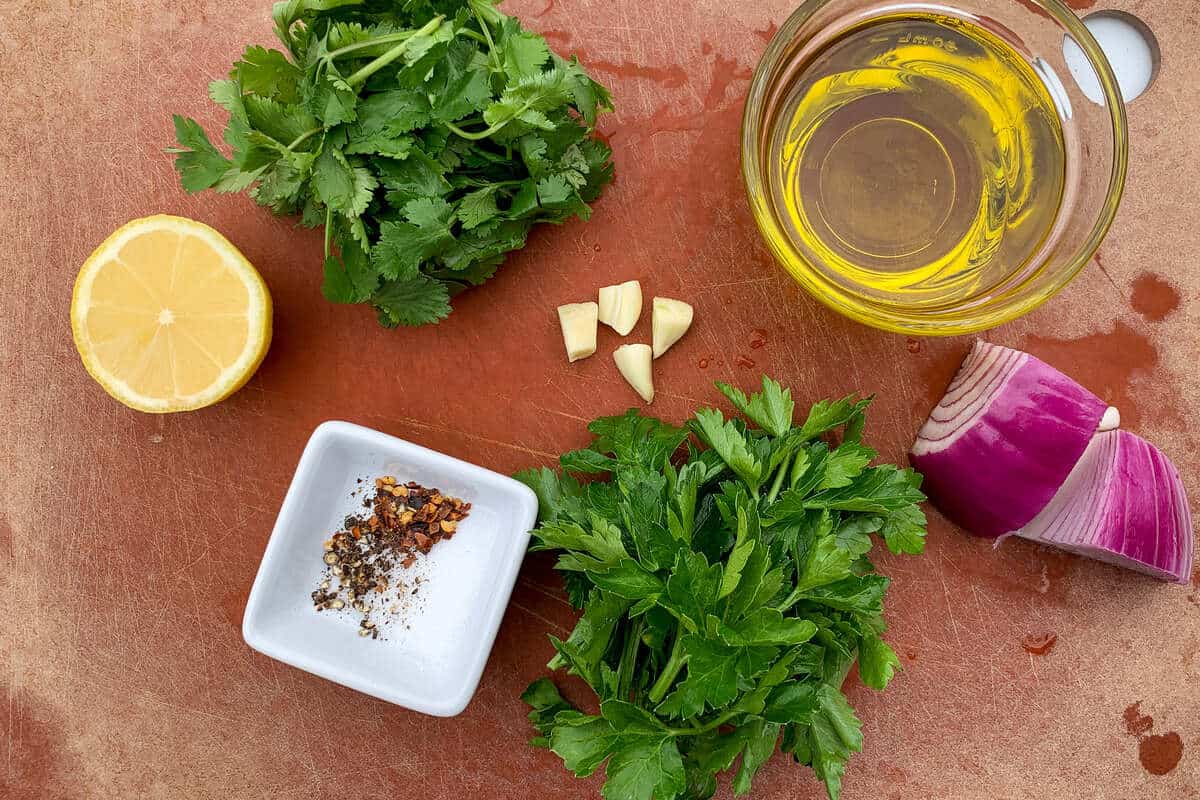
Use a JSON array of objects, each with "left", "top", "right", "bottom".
[
  {"left": 1020, "top": 632, "right": 1057, "bottom": 656},
  {"left": 906, "top": 338, "right": 922, "bottom": 354},
  {"left": 697, "top": 358, "right": 710, "bottom": 369},
  {"left": 1123, "top": 702, "right": 1154, "bottom": 737},
  {"left": 593, "top": 243, "right": 602, "bottom": 253},
  {"left": 749, "top": 329, "right": 768, "bottom": 349},
  {"left": 735, "top": 355, "right": 756, "bottom": 369},
  {"left": 1140, "top": 732, "right": 1183, "bottom": 775}
]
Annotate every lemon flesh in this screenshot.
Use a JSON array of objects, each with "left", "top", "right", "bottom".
[{"left": 71, "top": 215, "right": 272, "bottom": 413}]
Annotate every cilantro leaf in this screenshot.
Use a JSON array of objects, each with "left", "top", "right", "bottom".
[
  {"left": 372, "top": 216, "right": 451, "bottom": 281},
  {"left": 456, "top": 186, "right": 501, "bottom": 230},
  {"left": 355, "top": 88, "right": 431, "bottom": 136},
  {"left": 233, "top": 45, "right": 302, "bottom": 103},
  {"left": 371, "top": 274, "right": 450, "bottom": 327},
  {"left": 168, "top": 1, "right": 614, "bottom": 327},
  {"left": 320, "top": 234, "right": 376, "bottom": 303},
  {"left": 310, "top": 147, "right": 376, "bottom": 216},
  {"left": 501, "top": 27, "right": 551, "bottom": 80},
  {"left": 170, "top": 116, "right": 232, "bottom": 192}
]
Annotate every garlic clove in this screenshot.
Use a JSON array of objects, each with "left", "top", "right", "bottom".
[
  {"left": 652, "top": 297, "right": 694, "bottom": 358},
  {"left": 1098, "top": 406, "right": 1121, "bottom": 432},
  {"left": 557, "top": 302, "right": 599, "bottom": 363},
  {"left": 598, "top": 280, "right": 643, "bottom": 336},
  {"left": 613, "top": 344, "right": 654, "bottom": 403}
]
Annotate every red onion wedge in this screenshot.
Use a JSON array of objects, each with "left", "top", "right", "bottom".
[
  {"left": 1017, "top": 431, "right": 1194, "bottom": 584},
  {"left": 910, "top": 341, "right": 1108, "bottom": 538}
]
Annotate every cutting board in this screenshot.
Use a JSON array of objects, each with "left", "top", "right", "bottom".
[{"left": 1, "top": 0, "right": 1195, "bottom": 797}]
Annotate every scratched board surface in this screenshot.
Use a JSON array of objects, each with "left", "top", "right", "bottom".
[{"left": 1, "top": 0, "right": 1196, "bottom": 797}]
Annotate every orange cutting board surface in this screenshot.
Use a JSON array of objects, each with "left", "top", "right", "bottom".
[{"left": 1, "top": 1, "right": 1197, "bottom": 798}]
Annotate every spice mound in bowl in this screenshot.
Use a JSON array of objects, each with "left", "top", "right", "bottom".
[
  {"left": 242, "top": 421, "right": 537, "bottom": 716},
  {"left": 312, "top": 477, "right": 472, "bottom": 640}
]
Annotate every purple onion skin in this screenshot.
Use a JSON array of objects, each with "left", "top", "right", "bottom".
[
  {"left": 1092, "top": 433, "right": 1193, "bottom": 583},
  {"left": 912, "top": 348, "right": 1107, "bottom": 538},
  {"left": 1018, "top": 431, "right": 1194, "bottom": 584}
]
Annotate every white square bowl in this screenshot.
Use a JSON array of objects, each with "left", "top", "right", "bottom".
[{"left": 242, "top": 420, "right": 538, "bottom": 716}]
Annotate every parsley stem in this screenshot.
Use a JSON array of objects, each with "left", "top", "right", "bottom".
[
  {"left": 615, "top": 618, "right": 644, "bottom": 701},
  {"left": 647, "top": 632, "right": 687, "bottom": 704},
  {"left": 664, "top": 709, "right": 738, "bottom": 737},
  {"left": 775, "top": 586, "right": 805, "bottom": 614},
  {"left": 765, "top": 453, "right": 792, "bottom": 504},
  {"left": 346, "top": 16, "right": 444, "bottom": 88}
]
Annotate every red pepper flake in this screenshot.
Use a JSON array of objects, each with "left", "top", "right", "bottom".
[{"left": 310, "top": 477, "right": 471, "bottom": 639}]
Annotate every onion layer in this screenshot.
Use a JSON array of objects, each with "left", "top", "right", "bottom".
[
  {"left": 911, "top": 341, "right": 1108, "bottom": 538},
  {"left": 1017, "top": 431, "right": 1194, "bottom": 584}
]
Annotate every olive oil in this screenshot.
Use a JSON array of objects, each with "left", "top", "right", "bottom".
[{"left": 767, "top": 14, "right": 1066, "bottom": 305}]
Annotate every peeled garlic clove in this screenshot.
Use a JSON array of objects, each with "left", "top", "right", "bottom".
[
  {"left": 613, "top": 343, "right": 654, "bottom": 403},
  {"left": 598, "top": 280, "right": 643, "bottom": 336},
  {"left": 557, "top": 302, "right": 598, "bottom": 363},
  {"left": 652, "top": 297, "right": 694, "bottom": 358}
]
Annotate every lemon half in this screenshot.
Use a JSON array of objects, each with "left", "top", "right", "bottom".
[{"left": 71, "top": 215, "right": 272, "bottom": 413}]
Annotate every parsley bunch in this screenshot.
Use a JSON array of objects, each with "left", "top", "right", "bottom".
[
  {"left": 516, "top": 377, "right": 927, "bottom": 800},
  {"left": 169, "top": 0, "right": 614, "bottom": 327}
]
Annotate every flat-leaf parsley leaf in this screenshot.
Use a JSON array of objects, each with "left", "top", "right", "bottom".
[{"left": 516, "top": 377, "right": 928, "bottom": 800}]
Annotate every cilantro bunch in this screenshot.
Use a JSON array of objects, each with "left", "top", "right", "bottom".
[
  {"left": 516, "top": 377, "right": 928, "bottom": 800},
  {"left": 169, "top": 0, "right": 613, "bottom": 327}
]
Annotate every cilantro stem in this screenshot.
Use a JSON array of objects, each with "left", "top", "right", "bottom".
[
  {"left": 647, "top": 632, "right": 687, "bottom": 704},
  {"left": 323, "top": 206, "right": 333, "bottom": 259},
  {"left": 470, "top": 3, "right": 501, "bottom": 71},
  {"left": 346, "top": 16, "right": 444, "bottom": 88},
  {"left": 286, "top": 127, "right": 321, "bottom": 152},
  {"left": 326, "top": 31, "right": 417, "bottom": 60},
  {"left": 445, "top": 99, "right": 536, "bottom": 141}
]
